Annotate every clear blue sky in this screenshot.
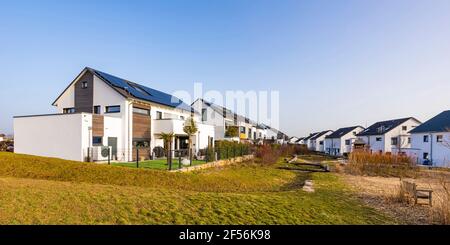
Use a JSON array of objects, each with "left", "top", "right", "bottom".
[{"left": 1, "top": 0, "right": 449, "bottom": 136}]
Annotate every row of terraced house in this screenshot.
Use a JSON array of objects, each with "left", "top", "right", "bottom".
[
  {"left": 13, "top": 67, "right": 289, "bottom": 162},
  {"left": 290, "top": 113, "right": 450, "bottom": 168}
]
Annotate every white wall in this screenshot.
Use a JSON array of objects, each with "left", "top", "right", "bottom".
[
  {"left": 196, "top": 123, "right": 215, "bottom": 151},
  {"left": 14, "top": 113, "right": 92, "bottom": 161},
  {"left": 358, "top": 118, "right": 420, "bottom": 154},
  {"left": 325, "top": 127, "right": 364, "bottom": 156},
  {"left": 54, "top": 83, "right": 75, "bottom": 112},
  {"left": 411, "top": 132, "right": 450, "bottom": 167}
]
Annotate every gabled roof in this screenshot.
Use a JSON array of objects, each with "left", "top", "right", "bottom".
[
  {"left": 357, "top": 117, "right": 420, "bottom": 136},
  {"left": 410, "top": 110, "right": 450, "bottom": 133},
  {"left": 53, "top": 67, "right": 192, "bottom": 111},
  {"left": 325, "top": 126, "right": 363, "bottom": 139},
  {"left": 303, "top": 132, "right": 319, "bottom": 141},
  {"left": 295, "top": 137, "right": 305, "bottom": 143},
  {"left": 195, "top": 98, "right": 258, "bottom": 125},
  {"left": 310, "top": 130, "right": 333, "bottom": 140}
]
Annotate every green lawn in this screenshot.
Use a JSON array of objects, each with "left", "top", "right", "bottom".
[
  {"left": 0, "top": 152, "right": 396, "bottom": 224},
  {"left": 111, "top": 159, "right": 206, "bottom": 170}
]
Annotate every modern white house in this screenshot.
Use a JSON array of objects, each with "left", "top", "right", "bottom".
[
  {"left": 288, "top": 136, "right": 300, "bottom": 144},
  {"left": 192, "top": 98, "right": 275, "bottom": 143},
  {"left": 355, "top": 117, "right": 421, "bottom": 154},
  {"left": 310, "top": 130, "right": 333, "bottom": 152},
  {"left": 296, "top": 137, "right": 306, "bottom": 145},
  {"left": 303, "top": 133, "right": 319, "bottom": 150},
  {"left": 407, "top": 110, "right": 450, "bottom": 167},
  {"left": 14, "top": 67, "right": 215, "bottom": 162},
  {"left": 324, "top": 126, "right": 365, "bottom": 156},
  {"left": 192, "top": 99, "right": 240, "bottom": 141}
]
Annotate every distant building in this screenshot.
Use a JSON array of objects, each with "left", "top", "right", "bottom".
[
  {"left": 356, "top": 117, "right": 421, "bottom": 154},
  {"left": 310, "top": 130, "right": 333, "bottom": 152},
  {"left": 324, "top": 126, "right": 365, "bottom": 156}
]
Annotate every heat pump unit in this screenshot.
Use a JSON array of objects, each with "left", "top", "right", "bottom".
[{"left": 91, "top": 146, "right": 112, "bottom": 161}]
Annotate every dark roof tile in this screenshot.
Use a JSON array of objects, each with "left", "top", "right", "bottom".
[{"left": 410, "top": 110, "right": 450, "bottom": 133}]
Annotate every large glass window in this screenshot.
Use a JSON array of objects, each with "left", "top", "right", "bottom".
[
  {"left": 93, "top": 106, "right": 101, "bottom": 114},
  {"left": 63, "top": 108, "right": 75, "bottom": 114},
  {"left": 133, "top": 107, "right": 150, "bottom": 115},
  {"left": 156, "top": 111, "right": 163, "bottom": 119},
  {"left": 391, "top": 137, "right": 398, "bottom": 145},
  {"left": 93, "top": 137, "right": 103, "bottom": 146},
  {"left": 202, "top": 109, "right": 207, "bottom": 121},
  {"left": 106, "top": 105, "right": 120, "bottom": 113}
]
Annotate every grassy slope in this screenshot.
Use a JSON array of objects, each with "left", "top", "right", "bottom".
[{"left": 0, "top": 152, "right": 395, "bottom": 224}]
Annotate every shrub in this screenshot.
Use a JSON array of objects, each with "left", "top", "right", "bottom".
[
  {"left": 433, "top": 178, "right": 450, "bottom": 224},
  {"left": 212, "top": 140, "right": 251, "bottom": 161},
  {"left": 345, "top": 151, "right": 419, "bottom": 178},
  {"left": 256, "top": 144, "right": 281, "bottom": 165}
]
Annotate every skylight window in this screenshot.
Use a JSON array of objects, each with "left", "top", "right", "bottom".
[{"left": 128, "top": 82, "right": 150, "bottom": 96}]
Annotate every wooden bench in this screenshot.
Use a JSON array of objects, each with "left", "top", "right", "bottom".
[
  {"left": 401, "top": 180, "right": 433, "bottom": 206},
  {"left": 284, "top": 155, "right": 298, "bottom": 163}
]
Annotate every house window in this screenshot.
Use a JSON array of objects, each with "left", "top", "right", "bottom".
[
  {"left": 353, "top": 131, "right": 357, "bottom": 136},
  {"left": 133, "top": 139, "right": 150, "bottom": 148},
  {"left": 319, "top": 141, "right": 324, "bottom": 145},
  {"left": 105, "top": 105, "right": 120, "bottom": 113},
  {"left": 402, "top": 126, "right": 407, "bottom": 131},
  {"left": 437, "top": 135, "right": 443, "bottom": 142},
  {"left": 240, "top": 126, "right": 246, "bottom": 134},
  {"left": 63, "top": 108, "right": 75, "bottom": 114},
  {"left": 423, "top": 135, "right": 429, "bottom": 142},
  {"left": 180, "top": 116, "right": 185, "bottom": 120},
  {"left": 391, "top": 137, "right": 398, "bottom": 145},
  {"left": 133, "top": 107, "right": 150, "bottom": 115},
  {"left": 156, "top": 111, "right": 162, "bottom": 119},
  {"left": 81, "top": 81, "right": 88, "bottom": 89},
  {"left": 345, "top": 139, "right": 351, "bottom": 145},
  {"left": 201, "top": 109, "right": 207, "bottom": 121},
  {"left": 423, "top": 152, "right": 429, "bottom": 160},
  {"left": 93, "top": 106, "right": 101, "bottom": 114},
  {"left": 376, "top": 137, "right": 382, "bottom": 142},
  {"left": 93, "top": 137, "right": 102, "bottom": 146},
  {"left": 408, "top": 137, "right": 411, "bottom": 144}
]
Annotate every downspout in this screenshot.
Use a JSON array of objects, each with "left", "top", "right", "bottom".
[
  {"left": 128, "top": 100, "right": 133, "bottom": 162},
  {"left": 430, "top": 133, "right": 433, "bottom": 166}
]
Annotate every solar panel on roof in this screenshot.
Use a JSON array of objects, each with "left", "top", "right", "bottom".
[{"left": 91, "top": 68, "right": 192, "bottom": 111}]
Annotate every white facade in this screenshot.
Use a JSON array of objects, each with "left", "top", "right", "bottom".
[
  {"left": 357, "top": 118, "right": 420, "bottom": 154},
  {"left": 324, "top": 126, "right": 365, "bottom": 156},
  {"left": 310, "top": 131, "right": 333, "bottom": 152},
  {"left": 14, "top": 113, "right": 93, "bottom": 161},
  {"left": 409, "top": 132, "right": 450, "bottom": 167},
  {"left": 14, "top": 68, "right": 215, "bottom": 162},
  {"left": 288, "top": 137, "right": 299, "bottom": 144}
]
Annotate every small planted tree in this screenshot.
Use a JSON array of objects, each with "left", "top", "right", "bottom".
[
  {"left": 183, "top": 117, "right": 198, "bottom": 165},
  {"left": 225, "top": 126, "right": 239, "bottom": 138},
  {"left": 159, "top": 132, "right": 175, "bottom": 170}
]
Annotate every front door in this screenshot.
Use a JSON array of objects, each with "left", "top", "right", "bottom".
[{"left": 108, "top": 137, "right": 118, "bottom": 160}]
